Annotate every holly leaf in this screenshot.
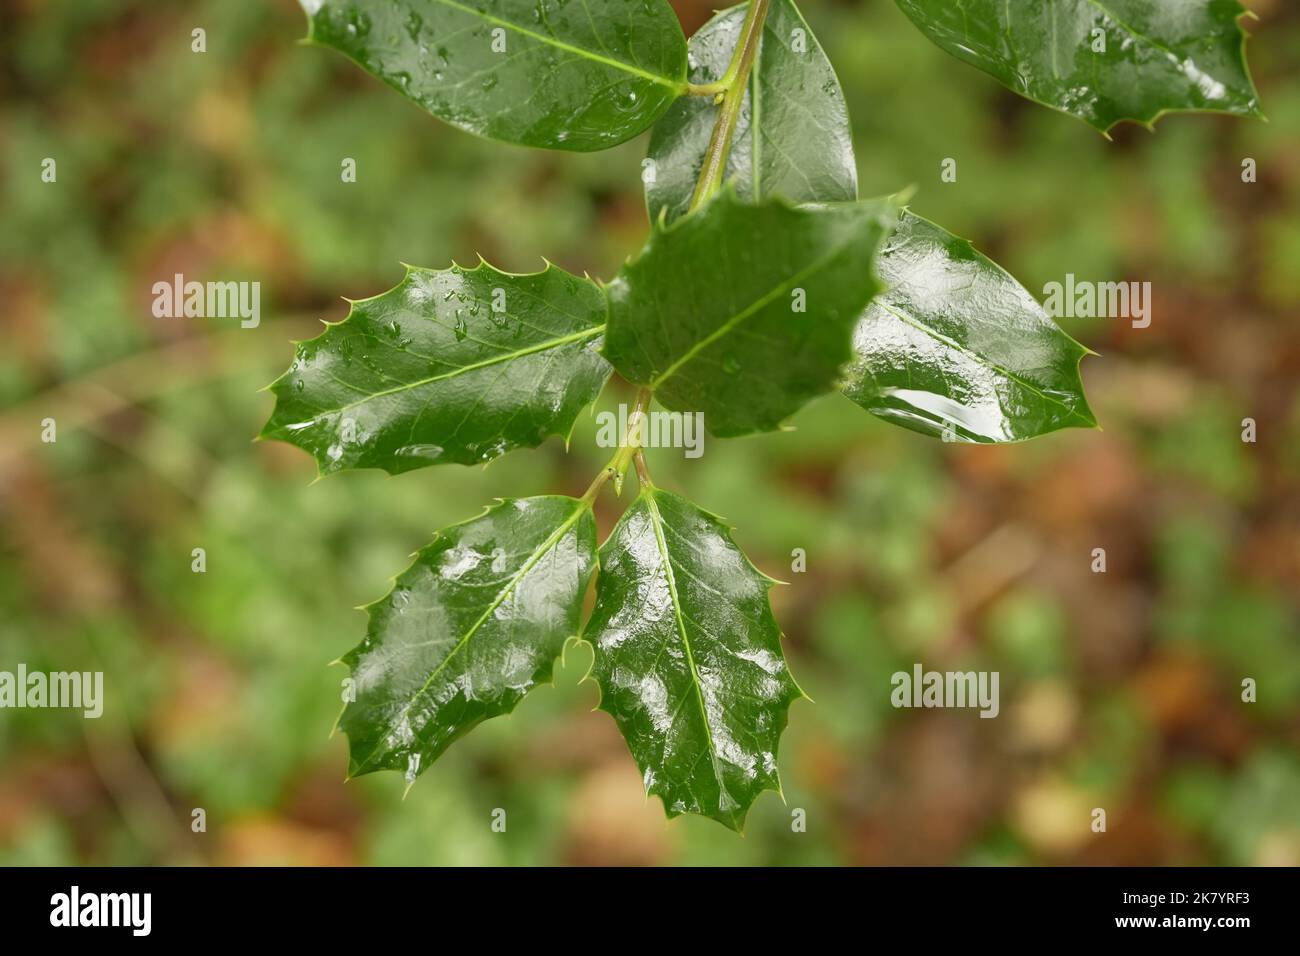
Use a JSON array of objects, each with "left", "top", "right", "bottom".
[
  {"left": 259, "top": 261, "right": 611, "bottom": 475},
  {"left": 584, "top": 487, "right": 803, "bottom": 830},
  {"left": 645, "top": 0, "right": 857, "bottom": 224},
  {"left": 894, "top": 0, "right": 1262, "bottom": 132},
  {"left": 842, "top": 210, "right": 1097, "bottom": 442},
  {"left": 299, "top": 0, "right": 688, "bottom": 151},
  {"left": 603, "top": 191, "right": 897, "bottom": 437},
  {"left": 339, "top": 495, "right": 598, "bottom": 781}
]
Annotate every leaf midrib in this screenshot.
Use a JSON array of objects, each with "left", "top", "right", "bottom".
[
  {"left": 648, "top": 240, "right": 851, "bottom": 390},
  {"left": 293, "top": 325, "right": 603, "bottom": 420},
  {"left": 642, "top": 490, "right": 734, "bottom": 824},
  {"left": 426, "top": 0, "right": 687, "bottom": 92},
  {"left": 1077, "top": 0, "right": 1182, "bottom": 62}
]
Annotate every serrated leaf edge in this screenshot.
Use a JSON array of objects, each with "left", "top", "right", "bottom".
[
  {"left": 577, "top": 485, "right": 807, "bottom": 832},
  {"left": 257, "top": 258, "right": 612, "bottom": 478}
]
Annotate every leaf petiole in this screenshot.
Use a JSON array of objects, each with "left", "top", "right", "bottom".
[
  {"left": 580, "top": 386, "right": 654, "bottom": 503},
  {"left": 633, "top": 449, "right": 653, "bottom": 488},
  {"left": 687, "top": 81, "right": 728, "bottom": 97}
]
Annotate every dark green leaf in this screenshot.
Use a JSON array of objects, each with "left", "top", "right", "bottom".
[
  {"left": 842, "top": 210, "right": 1097, "bottom": 442},
  {"left": 603, "top": 191, "right": 897, "bottom": 437},
  {"left": 645, "top": 0, "right": 857, "bottom": 223},
  {"left": 894, "top": 0, "right": 1262, "bottom": 131},
  {"left": 584, "top": 487, "right": 803, "bottom": 830},
  {"left": 339, "top": 495, "right": 598, "bottom": 781},
  {"left": 301, "top": 0, "right": 688, "bottom": 150},
  {"left": 260, "top": 260, "right": 611, "bottom": 475}
]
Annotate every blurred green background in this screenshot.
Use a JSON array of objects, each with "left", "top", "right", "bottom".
[{"left": 1, "top": 0, "right": 1298, "bottom": 866}]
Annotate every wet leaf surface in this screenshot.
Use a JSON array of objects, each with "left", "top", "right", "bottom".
[
  {"left": 583, "top": 487, "right": 802, "bottom": 830},
  {"left": 301, "top": 0, "right": 689, "bottom": 150},
  {"left": 842, "top": 210, "right": 1096, "bottom": 442},
  {"left": 895, "top": 0, "right": 1262, "bottom": 131},
  {"left": 260, "top": 261, "right": 611, "bottom": 474},
  {"left": 339, "top": 495, "right": 598, "bottom": 781},
  {"left": 645, "top": 0, "right": 856, "bottom": 223}
]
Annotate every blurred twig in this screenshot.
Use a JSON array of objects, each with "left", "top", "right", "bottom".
[
  {"left": 944, "top": 522, "right": 1042, "bottom": 616},
  {"left": 0, "top": 318, "right": 320, "bottom": 476}
]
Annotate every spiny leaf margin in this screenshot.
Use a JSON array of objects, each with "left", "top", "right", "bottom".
[
  {"left": 259, "top": 257, "right": 612, "bottom": 476},
  {"left": 582, "top": 485, "right": 805, "bottom": 831}
]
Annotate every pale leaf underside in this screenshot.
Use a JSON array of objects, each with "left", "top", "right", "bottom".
[{"left": 645, "top": 0, "right": 857, "bottom": 223}]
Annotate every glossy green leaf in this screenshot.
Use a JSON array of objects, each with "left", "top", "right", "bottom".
[
  {"left": 339, "top": 495, "right": 598, "bottom": 780},
  {"left": 584, "top": 487, "right": 803, "bottom": 830},
  {"left": 645, "top": 0, "right": 857, "bottom": 224},
  {"left": 300, "top": 0, "right": 688, "bottom": 151},
  {"left": 842, "top": 210, "right": 1097, "bottom": 442},
  {"left": 260, "top": 261, "right": 611, "bottom": 475},
  {"left": 894, "top": 0, "right": 1262, "bottom": 131},
  {"left": 603, "top": 191, "right": 897, "bottom": 437}
]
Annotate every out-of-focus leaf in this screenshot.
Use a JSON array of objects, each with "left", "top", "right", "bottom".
[{"left": 603, "top": 191, "right": 897, "bottom": 436}]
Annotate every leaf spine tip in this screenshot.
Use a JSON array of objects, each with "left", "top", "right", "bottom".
[{"left": 890, "top": 183, "right": 918, "bottom": 207}]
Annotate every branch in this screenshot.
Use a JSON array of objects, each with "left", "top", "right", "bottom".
[{"left": 688, "top": 0, "right": 772, "bottom": 211}]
